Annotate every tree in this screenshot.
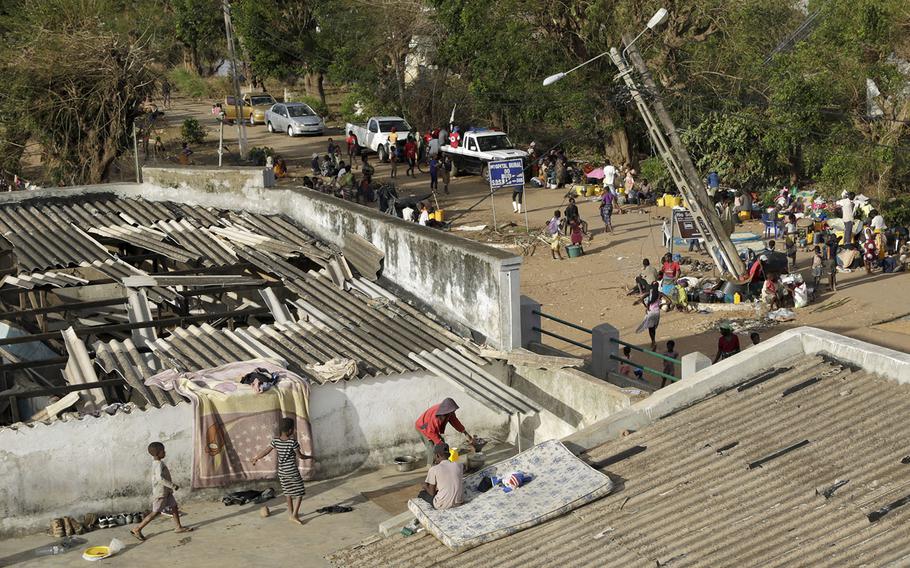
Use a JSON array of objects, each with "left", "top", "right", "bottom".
[
  {"left": 0, "top": 0, "right": 159, "bottom": 184},
  {"left": 173, "top": 0, "right": 225, "bottom": 76}
]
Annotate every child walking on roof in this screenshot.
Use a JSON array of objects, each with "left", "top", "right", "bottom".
[{"left": 252, "top": 417, "right": 315, "bottom": 525}]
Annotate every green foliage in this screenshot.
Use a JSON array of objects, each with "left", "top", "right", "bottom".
[
  {"left": 180, "top": 118, "right": 208, "bottom": 144},
  {"left": 172, "top": 0, "right": 225, "bottom": 76},
  {"left": 293, "top": 96, "right": 329, "bottom": 119},
  {"left": 0, "top": 0, "right": 158, "bottom": 184},
  {"left": 881, "top": 195, "right": 910, "bottom": 229},
  {"left": 248, "top": 146, "right": 275, "bottom": 166},
  {"left": 638, "top": 157, "right": 670, "bottom": 191},
  {"left": 168, "top": 68, "right": 214, "bottom": 99}
]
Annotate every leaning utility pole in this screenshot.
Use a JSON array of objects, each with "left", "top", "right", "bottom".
[
  {"left": 222, "top": 0, "right": 248, "bottom": 160},
  {"left": 610, "top": 37, "right": 747, "bottom": 280}
]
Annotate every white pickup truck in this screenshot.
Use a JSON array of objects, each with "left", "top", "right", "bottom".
[
  {"left": 345, "top": 116, "right": 412, "bottom": 162},
  {"left": 441, "top": 130, "right": 529, "bottom": 179}
]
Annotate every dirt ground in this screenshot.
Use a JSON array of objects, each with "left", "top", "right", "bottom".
[{"left": 148, "top": 97, "right": 909, "bottom": 379}]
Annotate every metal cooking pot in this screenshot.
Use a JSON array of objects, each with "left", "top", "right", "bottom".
[{"left": 394, "top": 455, "right": 418, "bottom": 472}]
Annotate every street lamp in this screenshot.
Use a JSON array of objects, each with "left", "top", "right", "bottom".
[{"left": 541, "top": 7, "right": 668, "bottom": 86}]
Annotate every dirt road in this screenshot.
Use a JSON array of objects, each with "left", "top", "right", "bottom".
[{"left": 156, "top": 97, "right": 910, "bottom": 381}]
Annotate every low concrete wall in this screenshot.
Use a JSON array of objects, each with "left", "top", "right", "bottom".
[
  {"left": 0, "top": 372, "right": 509, "bottom": 536},
  {"left": 508, "top": 363, "right": 638, "bottom": 447},
  {"left": 141, "top": 165, "right": 275, "bottom": 193},
  {"left": 563, "top": 326, "right": 910, "bottom": 454}
]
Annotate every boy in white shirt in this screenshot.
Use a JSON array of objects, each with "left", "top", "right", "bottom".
[{"left": 131, "top": 442, "right": 193, "bottom": 541}]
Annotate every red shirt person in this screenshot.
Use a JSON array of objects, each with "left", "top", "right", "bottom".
[
  {"left": 415, "top": 398, "right": 473, "bottom": 465},
  {"left": 713, "top": 323, "right": 741, "bottom": 363}
]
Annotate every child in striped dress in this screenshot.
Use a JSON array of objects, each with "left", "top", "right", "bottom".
[{"left": 252, "top": 417, "right": 314, "bottom": 524}]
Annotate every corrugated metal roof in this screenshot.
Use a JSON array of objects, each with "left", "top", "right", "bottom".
[
  {"left": 0, "top": 271, "right": 89, "bottom": 289},
  {"left": 328, "top": 356, "right": 910, "bottom": 567}
]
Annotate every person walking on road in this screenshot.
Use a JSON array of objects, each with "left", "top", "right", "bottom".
[
  {"left": 405, "top": 136, "right": 417, "bottom": 177},
  {"left": 441, "top": 155, "right": 452, "bottom": 194}
]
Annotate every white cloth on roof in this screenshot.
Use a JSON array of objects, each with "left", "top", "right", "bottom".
[{"left": 310, "top": 358, "right": 358, "bottom": 382}]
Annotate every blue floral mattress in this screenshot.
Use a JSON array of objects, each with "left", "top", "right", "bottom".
[{"left": 408, "top": 439, "right": 614, "bottom": 552}]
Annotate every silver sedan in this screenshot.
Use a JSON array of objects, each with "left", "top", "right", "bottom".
[{"left": 265, "top": 103, "right": 325, "bottom": 137}]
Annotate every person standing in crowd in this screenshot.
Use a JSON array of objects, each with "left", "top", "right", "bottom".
[
  {"left": 429, "top": 156, "right": 439, "bottom": 192},
  {"left": 713, "top": 323, "right": 741, "bottom": 363},
  {"left": 512, "top": 184, "right": 523, "bottom": 213},
  {"left": 449, "top": 127, "right": 461, "bottom": 148},
  {"left": 546, "top": 210, "right": 563, "bottom": 260},
  {"left": 564, "top": 197, "right": 579, "bottom": 225},
  {"left": 635, "top": 281, "right": 662, "bottom": 351},
  {"left": 440, "top": 155, "right": 452, "bottom": 194},
  {"left": 811, "top": 245, "right": 824, "bottom": 291},
  {"left": 837, "top": 191, "right": 856, "bottom": 245},
  {"left": 862, "top": 226, "right": 877, "bottom": 274},
  {"left": 600, "top": 187, "right": 616, "bottom": 235},
  {"left": 346, "top": 131, "right": 356, "bottom": 162},
  {"left": 603, "top": 160, "right": 617, "bottom": 190},
  {"left": 784, "top": 214, "right": 798, "bottom": 272},
  {"left": 824, "top": 232, "right": 839, "bottom": 291},
  {"left": 405, "top": 136, "right": 417, "bottom": 177},
  {"left": 706, "top": 171, "right": 720, "bottom": 202}
]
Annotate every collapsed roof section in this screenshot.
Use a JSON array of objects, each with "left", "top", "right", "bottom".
[{"left": 0, "top": 193, "right": 538, "bottom": 425}]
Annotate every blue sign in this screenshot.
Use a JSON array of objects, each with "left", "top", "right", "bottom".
[{"left": 488, "top": 159, "right": 525, "bottom": 190}]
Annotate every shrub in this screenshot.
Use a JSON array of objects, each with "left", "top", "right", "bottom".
[
  {"left": 181, "top": 118, "right": 207, "bottom": 144},
  {"left": 639, "top": 156, "right": 670, "bottom": 192},
  {"left": 167, "top": 68, "right": 209, "bottom": 99},
  {"left": 248, "top": 146, "right": 275, "bottom": 166},
  {"left": 294, "top": 95, "right": 329, "bottom": 119}
]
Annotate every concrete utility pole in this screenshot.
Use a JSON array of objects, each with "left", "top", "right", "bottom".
[
  {"left": 222, "top": 0, "right": 248, "bottom": 160},
  {"left": 611, "top": 37, "right": 746, "bottom": 280}
]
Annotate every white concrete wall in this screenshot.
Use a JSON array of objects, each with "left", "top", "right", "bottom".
[
  {"left": 0, "top": 177, "right": 522, "bottom": 348},
  {"left": 507, "top": 365, "right": 637, "bottom": 447},
  {"left": 0, "top": 372, "right": 509, "bottom": 536},
  {"left": 120, "top": 175, "right": 520, "bottom": 349}
]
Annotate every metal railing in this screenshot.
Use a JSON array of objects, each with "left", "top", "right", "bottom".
[
  {"left": 610, "top": 337, "right": 679, "bottom": 385},
  {"left": 531, "top": 309, "right": 592, "bottom": 351}
]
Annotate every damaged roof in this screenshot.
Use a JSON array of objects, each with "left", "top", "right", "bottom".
[
  {"left": 328, "top": 355, "right": 910, "bottom": 567},
  {"left": 0, "top": 193, "right": 535, "bottom": 421}
]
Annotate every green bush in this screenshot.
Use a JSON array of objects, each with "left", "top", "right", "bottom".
[
  {"left": 167, "top": 68, "right": 210, "bottom": 99},
  {"left": 248, "top": 146, "right": 275, "bottom": 166},
  {"left": 638, "top": 157, "right": 670, "bottom": 191},
  {"left": 180, "top": 118, "right": 207, "bottom": 144},
  {"left": 294, "top": 95, "right": 329, "bottom": 118},
  {"left": 167, "top": 68, "right": 231, "bottom": 100}
]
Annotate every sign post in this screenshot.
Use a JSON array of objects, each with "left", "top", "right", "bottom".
[{"left": 488, "top": 159, "right": 527, "bottom": 231}]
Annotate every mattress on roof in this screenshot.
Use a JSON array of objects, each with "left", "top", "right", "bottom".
[{"left": 408, "top": 439, "right": 614, "bottom": 553}]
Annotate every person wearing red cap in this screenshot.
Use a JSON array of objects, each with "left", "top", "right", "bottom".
[{"left": 415, "top": 398, "right": 474, "bottom": 467}]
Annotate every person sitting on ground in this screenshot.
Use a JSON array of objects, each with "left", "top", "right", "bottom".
[
  {"left": 659, "top": 252, "right": 681, "bottom": 290},
  {"left": 415, "top": 398, "right": 474, "bottom": 468},
  {"left": 320, "top": 154, "right": 334, "bottom": 177},
  {"left": 713, "top": 323, "right": 741, "bottom": 363},
  {"left": 662, "top": 340, "right": 679, "bottom": 386},
  {"left": 750, "top": 332, "right": 761, "bottom": 346},
  {"left": 418, "top": 202, "right": 431, "bottom": 226},
  {"left": 618, "top": 346, "right": 637, "bottom": 377},
  {"left": 899, "top": 240, "right": 910, "bottom": 271},
  {"left": 418, "top": 443, "right": 464, "bottom": 510},
  {"left": 273, "top": 157, "right": 288, "bottom": 179},
  {"left": 311, "top": 153, "right": 321, "bottom": 176},
  {"left": 761, "top": 274, "right": 782, "bottom": 309},
  {"left": 178, "top": 142, "right": 193, "bottom": 165},
  {"left": 632, "top": 258, "right": 659, "bottom": 295}
]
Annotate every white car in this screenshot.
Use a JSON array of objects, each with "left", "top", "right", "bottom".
[
  {"left": 265, "top": 102, "right": 324, "bottom": 137},
  {"left": 345, "top": 116, "right": 412, "bottom": 162}
]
